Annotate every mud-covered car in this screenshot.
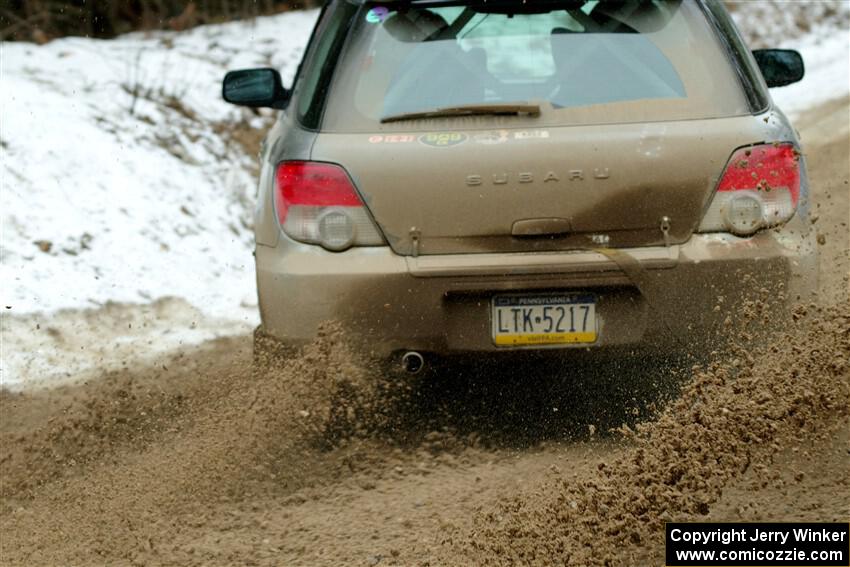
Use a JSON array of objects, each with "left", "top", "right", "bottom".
[{"left": 223, "top": 0, "right": 815, "bottom": 373}]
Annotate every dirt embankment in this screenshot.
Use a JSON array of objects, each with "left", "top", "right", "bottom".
[{"left": 1, "top": 105, "right": 848, "bottom": 566}]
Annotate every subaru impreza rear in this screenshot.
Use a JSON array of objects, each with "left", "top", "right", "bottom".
[{"left": 223, "top": 0, "right": 816, "bottom": 368}]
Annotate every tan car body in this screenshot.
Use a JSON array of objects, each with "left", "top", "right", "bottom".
[
  {"left": 255, "top": 113, "right": 817, "bottom": 356},
  {"left": 245, "top": 0, "right": 817, "bottom": 359}
]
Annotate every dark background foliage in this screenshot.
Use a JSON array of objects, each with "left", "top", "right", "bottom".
[{"left": 1, "top": 0, "right": 320, "bottom": 41}]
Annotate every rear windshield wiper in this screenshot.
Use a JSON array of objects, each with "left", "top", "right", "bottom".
[{"left": 380, "top": 103, "right": 541, "bottom": 123}]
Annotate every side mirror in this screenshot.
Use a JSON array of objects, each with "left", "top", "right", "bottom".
[
  {"left": 752, "top": 49, "right": 805, "bottom": 88},
  {"left": 222, "top": 68, "right": 289, "bottom": 109}
]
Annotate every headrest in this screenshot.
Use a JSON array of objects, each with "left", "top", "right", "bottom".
[{"left": 383, "top": 9, "right": 449, "bottom": 42}]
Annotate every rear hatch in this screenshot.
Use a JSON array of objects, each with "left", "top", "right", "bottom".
[
  {"left": 310, "top": 0, "right": 756, "bottom": 255},
  {"left": 311, "top": 118, "right": 765, "bottom": 255}
]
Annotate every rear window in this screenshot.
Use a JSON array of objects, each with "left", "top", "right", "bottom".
[{"left": 319, "top": 0, "right": 750, "bottom": 131}]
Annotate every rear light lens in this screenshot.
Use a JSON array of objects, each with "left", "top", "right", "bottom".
[
  {"left": 273, "top": 161, "right": 384, "bottom": 251},
  {"left": 698, "top": 143, "right": 801, "bottom": 236}
]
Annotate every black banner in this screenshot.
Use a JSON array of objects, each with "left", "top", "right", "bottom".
[{"left": 666, "top": 522, "right": 849, "bottom": 566}]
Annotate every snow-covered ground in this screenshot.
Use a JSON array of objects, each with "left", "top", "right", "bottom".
[
  {"left": 1, "top": 6, "right": 848, "bottom": 389},
  {"left": 1, "top": 10, "right": 318, "bottom": 320},
  {"left": 1, "top": 11, "right": 318, "bottom": 387}
]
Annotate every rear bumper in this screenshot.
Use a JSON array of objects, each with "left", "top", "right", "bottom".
[{"left": 255, "top": 223, "right": 817, "bottom": 356}]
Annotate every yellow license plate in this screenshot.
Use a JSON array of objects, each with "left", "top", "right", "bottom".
[{"left": 491, "top": 294, "right": 597, "bottom": 347}]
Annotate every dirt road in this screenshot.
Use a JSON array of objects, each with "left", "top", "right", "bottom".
[{"left": 1, "top": 100, "right": 848, "bottom": 566}]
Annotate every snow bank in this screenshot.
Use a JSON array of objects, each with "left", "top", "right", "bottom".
[
  {"left": 0, "top": 11, "right": 320, "bottom": 386},
  {"left": 1, "top": 11, "right": 319, "bottom": 386},
  {"left": 728, "top": 0, "right": 850, "bottom": 48},
  {"left": 0, "top": 11, "right": 318, "bottom": 322}
]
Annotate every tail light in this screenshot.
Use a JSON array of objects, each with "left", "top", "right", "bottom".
[
  {"left": 273, "top": 161, "right": 384, "bottom": 251},
  {"left": 698, "top": 143, "right": 801, "bottom": 236}
]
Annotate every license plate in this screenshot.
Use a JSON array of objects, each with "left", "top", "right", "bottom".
[{"left": 491, "top": 294, "right": 597, "bottom": 347}]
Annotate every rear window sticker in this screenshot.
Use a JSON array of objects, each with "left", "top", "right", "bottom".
[
  {"left": 366, "top": 7, "right": 389, "bottom": 23},
  {"left": 473, "top": 130, "right": 510, "bottom": 145},
  {"left": 514, "top": 130, "right": 550, "bottom": 140},
  {"left": 369, "top": 134, "right": 416, "bottom": 144},
  {"left": 418, "top": 132, "right": 468, "bottom": 147}
]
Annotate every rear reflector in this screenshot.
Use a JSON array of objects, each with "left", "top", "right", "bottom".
[
  {"left": 698, "top": 143, "right": 801, "bottom": 236},
  {"left": 274, "top": 161, "right": 384, "bottom": 251}
]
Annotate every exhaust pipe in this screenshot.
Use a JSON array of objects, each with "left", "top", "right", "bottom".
[{"left": 401, "top": 351, "right": 425, "bottom": 374}]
